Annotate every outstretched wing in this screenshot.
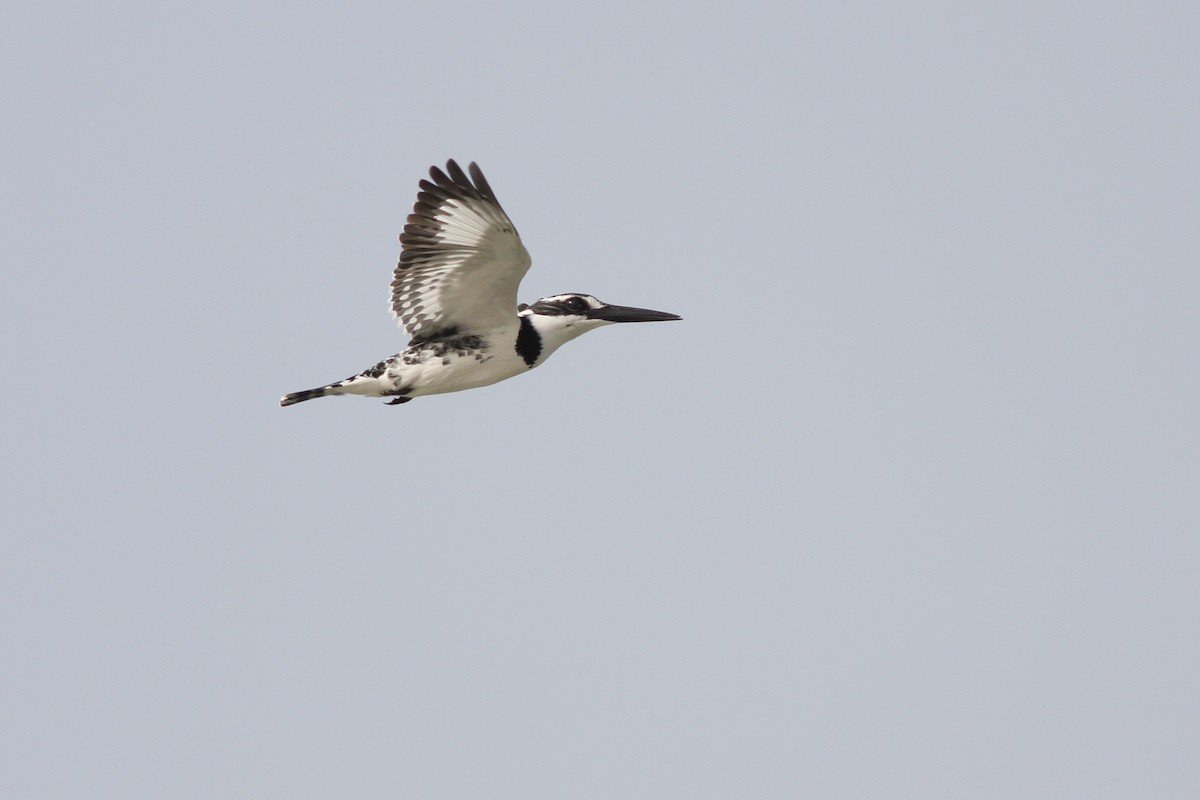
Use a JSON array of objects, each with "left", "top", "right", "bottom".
[{"left": 391, "top": 160, "right": 532, "bottom": 340}]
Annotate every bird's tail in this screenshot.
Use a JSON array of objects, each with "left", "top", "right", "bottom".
[
  {"left": 279, "top": 371, "right": 392, "bottom": 407},
  {"left": 279, "top": 386, "right": 333, "bottom": 406}
]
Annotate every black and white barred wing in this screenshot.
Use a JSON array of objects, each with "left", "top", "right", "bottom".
[{"left": 391, "top": 161, "right": 532, "bottom": 340}]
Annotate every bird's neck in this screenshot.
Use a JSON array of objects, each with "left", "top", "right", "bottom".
[{"left": 516, "top": 313, "right": 599, "bottom": 367}]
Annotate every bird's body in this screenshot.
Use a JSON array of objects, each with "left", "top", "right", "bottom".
[
  {"left": 281, "top": 161, "right": 679, "bottom": 407},
  {"left": 279, "top": 326, "right": 521, "bottom": 406}
]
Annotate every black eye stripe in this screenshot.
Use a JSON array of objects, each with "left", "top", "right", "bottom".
[{"left": 529, "top": 296, "right": 592, "bottom": 315}]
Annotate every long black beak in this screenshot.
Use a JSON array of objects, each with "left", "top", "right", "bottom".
[{"left": 588, "top": 304, "right": 682, "bottom": 323}]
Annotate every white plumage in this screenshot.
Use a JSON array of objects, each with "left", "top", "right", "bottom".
[{"left": 280, "top": 160, "right": 679, "bottom": 408}]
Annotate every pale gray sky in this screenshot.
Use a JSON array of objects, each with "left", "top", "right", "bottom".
[{"left": 2, "top": 2, "right": 1197, "bottom": 798}]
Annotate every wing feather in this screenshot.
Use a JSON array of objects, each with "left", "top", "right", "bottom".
[{"left": 390, "top": 161, "right": 532, "bottom": 340}]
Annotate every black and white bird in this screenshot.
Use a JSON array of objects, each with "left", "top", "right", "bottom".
[{"left": 280, "top": 160, "right": 680, "bottom": 407}]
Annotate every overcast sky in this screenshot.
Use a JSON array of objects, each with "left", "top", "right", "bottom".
[{"left": 3, "top": 2, "right": 1197, "bottom": 798}]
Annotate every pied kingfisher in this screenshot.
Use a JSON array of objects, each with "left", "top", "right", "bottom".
[{"left": 280, "top": 160, "right": 680, "bottom": 407}]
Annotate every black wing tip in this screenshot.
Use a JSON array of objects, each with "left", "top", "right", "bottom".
[
  {"left": 426, "top": 161, "right": 462, "bottom": 189},
  {"left": 441, "top": 158, "right": 475, "bottom": 177},
  {"left": 466, "top": 162, "right": 493, "bottom": 196},
  {"left": 422, "top": 159, "right": 496, "bottom": 203},
  {"left": 444, "top": 159, "right": 470, "bottom": 186}
]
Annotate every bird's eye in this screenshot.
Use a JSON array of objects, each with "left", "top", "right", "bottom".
[{"left": 564, "top": 297, "right": 587, "bottom": 312}]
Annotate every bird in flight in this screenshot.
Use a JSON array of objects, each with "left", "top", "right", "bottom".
[{"left": 280, "top": 160, "right": 680, "bottom": 407}]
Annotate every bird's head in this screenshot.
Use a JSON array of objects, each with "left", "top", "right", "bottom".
[{"left": 518, "top": 293, "right": 681, "bottom": 359}]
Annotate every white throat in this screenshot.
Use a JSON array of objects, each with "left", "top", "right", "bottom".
[{"left": 523, "top": 312, "right": 611, "bottom": 366}]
